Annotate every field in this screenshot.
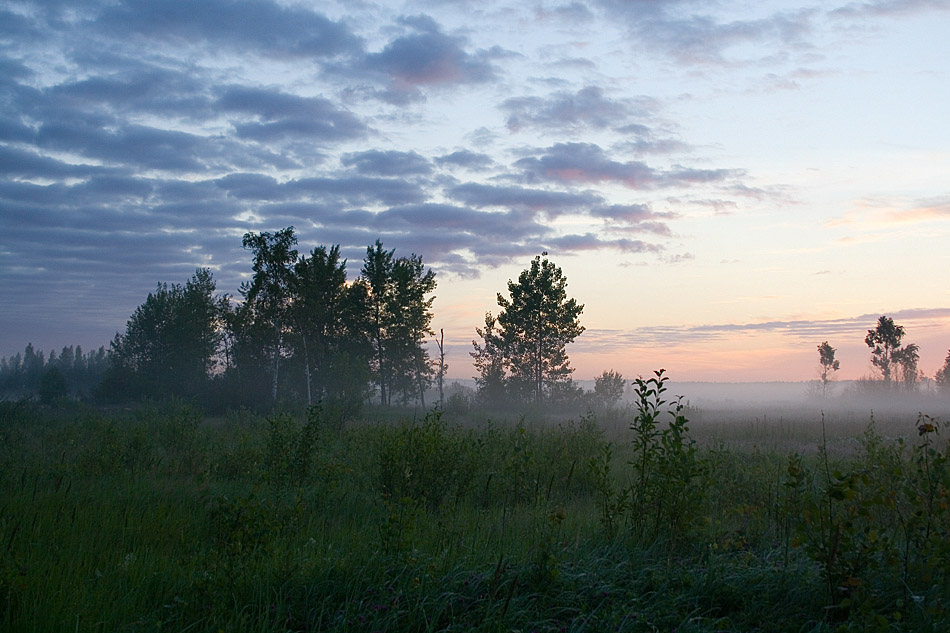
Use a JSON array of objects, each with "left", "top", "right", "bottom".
[{"left": 3, "top": 379, "right": 950, "bottom": 632}]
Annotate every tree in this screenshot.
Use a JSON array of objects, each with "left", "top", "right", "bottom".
[
  {"left": 360, "top": 241, "right": 437, "bottom": 405},
  {"left": 594, "top": 369, "right": 625, "bottom": 407},
  {"left": 817, "top": 341, "right": 840, "bottom": 397},
  {"left": 894, "top": 342, "right": 920, "bottom": 391},
  {"left": 434, "top": 328, "right": 447, "bottom": 406},
  {"left": 864, "top": 315, "right": 906, "bottom": 385},
  {"left": 241, "top": 227, "right": 298, "bottom": 401},
  {"left": 471, "top": 313, "right": 507, "bottom": 405},
  {"left": 39, "top": 366, "right": 69, "bottom": 403},
  {"left": 476, "top": 253, "right": 584, "bottom": 405},
  {"left": 936, "top": 350, "right": 950, "bottom": 394},
  {"left": 109, "top": 268, "right": 221, "bottom": 398},
  {"left": 291, "top": 244, "right": 372, "bottom": 408}
]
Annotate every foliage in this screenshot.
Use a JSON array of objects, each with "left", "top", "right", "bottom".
[
  {"left": 471, "top": 312, "right": 508, "bottom": 405},
  {"left": 263, "top": 407, "right": 322, "bottom": 489},
  {"left": 936, "top": 350, "right": 950, "bottom": 394},
  {"left": 473, "top": 253, "right": 584, "bottom": 406},
  {"left": 5, "top": 396, "right": 950, "bottom": 631},
  {"left": 783, "top": 414, "right": 950, "bottom": 626},
  {"left": 375, "top": 410, "right": 468, "bottom": 511},
  {"left": 626, "top": 369, "right": 706, "bottom": 544},
  {"left": 593, "top": 369, "right": 625, "bottom": 407},
  {"left": 291, "top": 245, "right": 372, "bottom": 408},
  {"left": 107, "top": 268, "right": 221, "bottom": 400},
  {"left": 894, "top": 342, "right": 921, "bottom": 391},
  {"left": 361, "top": 241, "right": 438, "bottom": 406},
  {"left": 38, "top": 366, "right": 68, "bottom": 404},
  {"left": 239, "top": 228, "right": 299, "bottom": 401},
  {"left": 864, "top": 316, "right": 919, "bottom": 387},
  {"left": 817, "top": 341, "right": 840, "bottom": 396},
  {"left": 0, "top": 343, "right": 106, "bottom": 401}
]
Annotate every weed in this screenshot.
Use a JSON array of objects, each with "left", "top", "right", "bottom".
[{"left": 627, "top": 369, "right": 706, "bottom": 546}]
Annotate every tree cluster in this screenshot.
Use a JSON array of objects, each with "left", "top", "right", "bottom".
[
  {"left": 0, "top": 343, "right": 109, "bottom": 402},
  {"left": 102, "top": 228, "right": 436, "bottom": 411},
  {"left": 818, "top": 315, "right": 948, "bottom": 395}
]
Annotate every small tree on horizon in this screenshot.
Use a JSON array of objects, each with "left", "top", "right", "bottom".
[
  {"left": 594, "top": 369, "right": 625, "bottom": 407},
  {"left": 864, "top": 315, "right": 906, "bottom": 386},
  {"left": 817, "top": 341, "right": 840, "bottom": 397},
  {"left": 473, "top": 253, "right": 584, "bottom": 406},
  {"left": 894, "top": 342, "right": 921, "bottom": 391}
]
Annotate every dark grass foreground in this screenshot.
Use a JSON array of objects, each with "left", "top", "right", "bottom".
[{"left": 2, "top": 389, "right": 949, "bottom": 632}]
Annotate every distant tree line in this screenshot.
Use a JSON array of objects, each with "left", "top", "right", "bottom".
[
  {"left": 0, "top": 343, "right": 109, "bottom": 402},
  {"left": 817, "top": 315, "right": 950, "bottom": 395},
  {"left": 7, "top": 236, "right": 950, "bottom": 409}
]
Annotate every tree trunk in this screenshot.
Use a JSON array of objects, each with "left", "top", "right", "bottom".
[
  {"left": 436, "top": 329, "right": 445, "bottom": 406},
  {"left": 271, "top": 320, "right": 281, "bottom": 401},
  {"left": 302, "top": 334, "right": 312, "bottom": 406}
]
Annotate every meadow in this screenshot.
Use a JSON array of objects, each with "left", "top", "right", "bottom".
[{"left": 2, "top": 374, "right": 950, "bottom": 632}]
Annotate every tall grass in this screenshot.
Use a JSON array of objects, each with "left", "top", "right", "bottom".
[{"left": 1, "top": 394, "right": 949, "bottom": 632}]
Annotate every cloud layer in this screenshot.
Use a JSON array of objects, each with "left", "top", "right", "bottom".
[{"left": 1, "top": 0, "right": 947, "bottom": 374}]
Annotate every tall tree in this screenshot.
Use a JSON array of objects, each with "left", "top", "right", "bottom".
[
  {"left": 387, "top": 253, "right": 437, "bottom": 405},
  {"left": 471, "top": 313, "right": 507, "bottom": 405},
  {"left": 362, "top": 240, "right": 395, "bottom": 405},
  {"left": 894, "top": 342, "right": 920, "bottom": 391},
  {"left": 291, "top": 244, "right": 371, "bottom": 407},
  {"left": 477, "top": 253, "right": 584, "bottom": 405},
  {"left": 109, "top": 268, "right": 221, "bottom": 397},
  {"left": 594, "top": 369, "right": 625, "bottom": 407},
  {"left": 935, "top": 350, "right": 950, "bottom": 394},
  {"left": 434, "top": 328, "right": 447, "bottom": 406},
  {"left": 241, "top": 227, "right": 298, "bottom": 401},
  {"left": 817, "top": 341, "right": 840, "bottom": 397},
  {"left": 864, "top": 315, "right": 906, "bottom": 385},
  {"left": 360, "top": 241, "right": 437, "bottom": 405}
]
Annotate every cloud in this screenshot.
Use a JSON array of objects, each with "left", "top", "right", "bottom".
[
  {"left": 831, "top": 0, "right": 950, "bottom": 18},
  {"left": 514, "top": 142, "right": 738, "bottom": 190},
  {"left": 341, "top": 149, "right": 433, "bottom": 176},
  {"left": 515, "top": 142, "right": 659, "bottom": 188},
  {"left": 0, "top": 146, "right": 104, "bottom": 178},
  {"left": 217, "top": 86, "right": 366, "bottom": 143},
  {"left": 434, "top": 150, "right": 494, "bottom": 170},
  {"left": 534, "top": 3, "right": 595, "bottom": 23},
  {"left": 447, "top": 181, "right": 602, "bottom": 214},
  {"left": 501, "top": 86, "right": 639, "bottom": 132},
  {"left": 94, "top": 0, "right": 361, "bottom": 59},
  {"left": 545, "top": 233, "right": 663, "bottom": 254},
  {"left": 590, "top": 204, "right": 675, "bottom": 235},
  {"left": 583, "top": 308, "right": 950, "bottom": 349},
  {"left": 34, "top": 121, "right": 212, "bottom": 172},
  {"left": 827, "top": 196, "right": 950, "bottom": 229},
  {"left": 595, "top": 0, "right": 816, "bottom": 66},
  {"left": 212, "top": 174, "right": 428, "bottom": 206},
  {"left": 353, "top": 14, "right": 503, "bottom": 101},
  {"left": 882, "top": 197, "right": 950, "bottom": 225}
]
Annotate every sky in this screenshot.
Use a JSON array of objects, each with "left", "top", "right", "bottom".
[{"left": 2, "top": 0, "right": 949, "bottom": 383}]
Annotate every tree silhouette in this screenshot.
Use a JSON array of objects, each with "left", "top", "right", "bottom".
[
  {"left": 361, "top": 241, "right": 437, "bottom": 405},
  {"left": 817, "top": 341, "right": 840, "bottom": 397},
  {"left": 594, "top": 369, "right": 625, "bottom": 407},
  {"left": 864, "top": 315, "right": 905, "bottom": 385},
  {"left": 936, "top": 350, "right": 950, "bottom": 394},
  {"left": 476, "top": 254, "right": 584, "bottom": 405},
  {"left": 894, "top": 342, "right": 920, "bottom": 391},
  {"left": 109, "top": 268, "right": 221, "bottom": 398},
  {"left": 241, "top": 228, "right": 298, "bottom": 401}
]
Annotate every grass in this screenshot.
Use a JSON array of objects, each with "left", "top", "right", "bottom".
[{"left": 2, "top": 393, "right": 950, "bottom": 632}]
